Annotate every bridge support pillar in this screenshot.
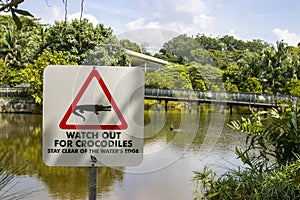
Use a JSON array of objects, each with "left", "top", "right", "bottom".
[
  {"left": 264, "top": 107, "right": 268, "bottom": 117},
  {"left": 156, "top": 100, "right": 161, "bottom": 111},
  {"left": 188, "top": 102, "right": 192, "bottom": 113},
  {"left": 229, "top": 105, "right": 233, "bottom": 115},
  {"left": 165, "top": 100, "right": 168, "bottom": 112},
  {"left": 197, "top": 102, "right": 200, "bottom": 113}
]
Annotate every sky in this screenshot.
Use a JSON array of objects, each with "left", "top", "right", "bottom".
[{"left": 19, "top": 0, "right": 300, "bottom": 47}]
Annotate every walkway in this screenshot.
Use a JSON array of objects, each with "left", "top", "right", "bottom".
[{"left": 145, "top": 88, "right": 291, "bottom": 113}]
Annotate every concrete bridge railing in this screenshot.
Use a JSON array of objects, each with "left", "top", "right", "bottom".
[
  {"left": 145, "top": 88, "right": 291, "bottom": 105},
  {"left": 0, "top": 87, "right": 29, "bottom": 98},
  {"left": 0, "top": 87, "right": 39, "bottom": 113},
  {"left": 0, "top": 87, "right": 295, "bottom": 113}
]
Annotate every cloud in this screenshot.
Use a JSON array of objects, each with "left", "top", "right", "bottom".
[
  {"left": 125, "top": 0, "right": 213, "bottom": 35},
  {"left": 174, "top": 0, "right": 206, "bottom": 13},
  {"left": 165, "top": 0, "right": 213, "bottom": 34},
  {"left": 38, "top": 5, "right": 64, "bottom": 24},
  {"left": 193, "top": 14, "right": 213, "bottom": 32},
  {"left": 38, "top": 5, "right": 98, "bottom": 26},
  {"left": 118, "top": 28, "right": 180, "bottom": 53},
  {"left": 228, "top": 29, "right": 242, "bottom": 40},
  {"left": 36, "top": 6, "right": 97, "bottom": 27},
  {"left": 273, "top": 28, "right": 300, "bottom": 46},
  {"left": 125, "top": 18, "right": 160, "bottom": 30},
  {"left": 125, "top": 18, "right": 146, "bottom": 30},
  {"left": 68, "top": 12, "right": 99, "bottom": 26}
]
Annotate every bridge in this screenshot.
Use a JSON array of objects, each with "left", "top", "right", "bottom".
[
  {"left": 0, "top": 87, "right": 293, "bottom": 114},
  {"left": 145, "top": 88, "right": 290, "bottom": 113}
]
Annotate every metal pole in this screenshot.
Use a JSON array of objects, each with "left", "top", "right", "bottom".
[{"left": 89, "top": 164, "right": 98, "bottom": 200}]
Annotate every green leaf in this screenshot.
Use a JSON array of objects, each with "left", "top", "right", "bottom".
[
  {"left": 13, "top": 9, "right": 33, "bottom": 17},
  {"left": 208, "top": 192, "right": 219, "bottom": 198},
  {"left": 11, "top": 10, "right": 22, "bottom": 30}
]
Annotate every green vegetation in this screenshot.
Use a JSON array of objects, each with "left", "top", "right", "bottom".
[
  {"left": 1, "top": 14, "right": 300, "bottom": 106},
  {"left": 21, "top": 50, "right": 77, "bottom": 104},
  {"left": 154, "top": 34, "right": 300, "bottom": 96},
  {"left": 0, "top": 148, "right": 37, "bottom": 199},
  {"left": 0, "top": 15, "right": 115, "bottom": 103},
  {"left": 192, "top": 99, "right": 300, "bottom": 199},
  {"left": 0, "top": 0, "right": 33, "bottom": 30}
]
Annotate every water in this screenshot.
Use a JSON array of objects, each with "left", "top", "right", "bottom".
[{"left": 0, "top": 109, "right": 247, "bottom": 200}]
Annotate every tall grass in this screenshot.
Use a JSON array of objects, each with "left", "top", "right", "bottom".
[
  {"left": 193, "top": 160, "right": 300, "bottom": 199},
  {"left": 192, "top": 99, "right": 300, "bottom": 199},
  {"left": 0, "top": 149, "right": 38, "bottom": 200}
]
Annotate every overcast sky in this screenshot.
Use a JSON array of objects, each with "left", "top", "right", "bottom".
[{"left": 20, "top": 0, "right": 300, "bottom": 47}]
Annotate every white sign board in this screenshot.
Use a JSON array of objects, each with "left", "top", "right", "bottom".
[{"left": 43, "top": 65, "right": 144, "bottom": 166}]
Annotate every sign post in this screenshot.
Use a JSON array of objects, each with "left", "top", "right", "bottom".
[
  {"left": 43, "top": 65, "right": 144, "bottom": 198},
  {"left": 89, "top": 164, "right": 98, "bottom": 200}
]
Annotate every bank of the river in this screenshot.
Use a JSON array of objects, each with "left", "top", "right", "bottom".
[
  {"left": 0, "top": 97, "right": 40, "bottom": 113},
  {"left": 0, "top": 97, "right": 253, "bottom": 115}
]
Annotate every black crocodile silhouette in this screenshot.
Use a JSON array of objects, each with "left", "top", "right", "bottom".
[{"left": 72, "top": 104, "right": 111, "bottom": 121}]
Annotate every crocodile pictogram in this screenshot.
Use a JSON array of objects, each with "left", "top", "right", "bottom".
[{"left": 72, "top": 104, "right": 111, "bottom": 121}]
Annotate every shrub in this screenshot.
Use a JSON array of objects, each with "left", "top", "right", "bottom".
[
  {"left": 0, "top": 149, "right": 36, "bottom": 199},
  {"left": 193, "top": 159, "right": 300, "bottom": 199},
  {"left": 192, "top": 98, "right": 300, "bottom": 199}
]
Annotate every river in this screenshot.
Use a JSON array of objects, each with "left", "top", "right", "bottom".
[{"left": 0, "top": 107, "right": 248, "bottom": 199}]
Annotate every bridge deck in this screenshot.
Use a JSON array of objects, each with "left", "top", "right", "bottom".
[
  {"left": 0, "top": 87, "right": 294, "bottom": 108},
  {"left": 145, "top": 95, "right": 276, "bottom": 107},
  {"left": 144, "top": 88, "right": 292, "bottom": 108}
]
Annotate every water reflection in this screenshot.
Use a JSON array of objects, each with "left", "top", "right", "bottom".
[
  {"left": 0, "top": 108, "right": 247, "bottom": 199},
  {"left": 0, "top": 113, "right": 124, "bottom": 199}
]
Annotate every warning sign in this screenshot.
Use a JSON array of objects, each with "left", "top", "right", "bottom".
[{"left": 43, "top": 66, "right": 144, "bottom": 167}]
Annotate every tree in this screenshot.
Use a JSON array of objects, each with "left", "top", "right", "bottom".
[
  {"left": 119, "top": 39, "right": 141, "bottom": 52},
  {"left": 190, "top": 48, "right": 215, "bottom": 65},
  {"left": 0, "top": 59, "right": 10, "bottom": 86},
  {"left": 156, "top": 49, "right": 184, "bottom": 63},
  {"left": 259, "top": 41, "right": 297, "bottom": 94},
  {"left": 0, "top": 15, "right": 43, "bottom": 70},
  {"left": 195, "top": 34, "right": 223, "bottom": 51},
  {"left": 42, "top": 19, "right": 113, "bottom": 64},
  {"left": 239, "top": 77, "right": 262, "bottom": 94},
  {"left": 0, "top": 15, "right": 43, "bottom": 86},
  {"left": 145, "top": 64, "right": 192, "bottom": 90},
  {"left": 21, "top": 50, "right": 77, "bottom": 104},
  {"left": 161, "top": 34, "right": 199, "bottom": 63},
  {"left": 287, "top": 78, "right": 300, "bottom": 96},
  {"left": 83, "top": 36, "right": 129, "bottom": 66},
  {"left": 219, "top": 35, "right": 247, "bottom": 51},
  {"left": 189, "top": 62, "right": 223, "bottom": 91},
  {"left": 246, "top": 39, "right": 271, "bottom": 53},
  {"left": 236, "top": 51, "right": 261, "bottom": 88},
  {"left": 209, "top": 49, "right": 236, "bottom": 69},
  {"left": 185, "top": 64, "right": 207, "bottom": 90},
  {"left": 222, "top": 64, "right": 240, "bottom": 92}
]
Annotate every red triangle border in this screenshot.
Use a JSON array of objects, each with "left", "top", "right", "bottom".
[{"left": 59, "top": 69, "right": 128, "bottom": 130}]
